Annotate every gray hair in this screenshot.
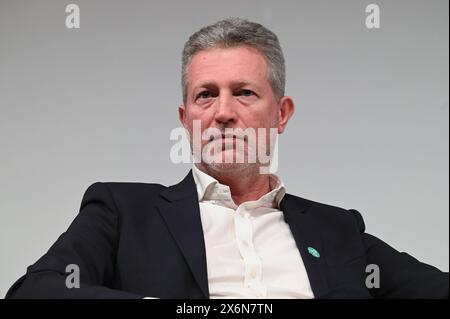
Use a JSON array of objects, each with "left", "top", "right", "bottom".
[{"left": 181, "top": 17, "right": 286, "bottom": 104}]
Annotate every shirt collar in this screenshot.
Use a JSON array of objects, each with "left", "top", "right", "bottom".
[{"left": 191, "top": 164, "right": 286, "bottom": 209}]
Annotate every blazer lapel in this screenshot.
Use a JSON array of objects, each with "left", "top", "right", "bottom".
[
  {"left": 157, "top": 170, "right": 209, "bottom": 298},
  {"left": 281, "top": 194, "right": 329, "bottom": 298}
]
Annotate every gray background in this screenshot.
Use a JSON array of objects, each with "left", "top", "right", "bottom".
[{"left": 0, "top": 0, "right": 448, "bottom": 298}]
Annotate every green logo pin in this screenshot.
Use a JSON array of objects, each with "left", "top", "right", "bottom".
[{"left": 307, "top": 247, "right": 320, "bottom": 258}]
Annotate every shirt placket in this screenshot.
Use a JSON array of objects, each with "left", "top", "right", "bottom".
[{"left": 234, "top": 206, "right": 267, "bottom": 298}]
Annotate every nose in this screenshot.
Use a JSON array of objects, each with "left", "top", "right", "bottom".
[{"left": 214, "top": 92, "right": 237, "bottom": 126}]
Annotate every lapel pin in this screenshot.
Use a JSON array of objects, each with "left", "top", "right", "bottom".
[{"left": 307, "top": 246, "right": 320, "bottom": 258}]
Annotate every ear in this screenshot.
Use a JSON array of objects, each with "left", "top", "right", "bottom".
[
  {"left": 277, "top": 96, "right": 295, "bottom": 134},
  {"left": 179, "top": 104, "right": 187, "bottom": 128}
]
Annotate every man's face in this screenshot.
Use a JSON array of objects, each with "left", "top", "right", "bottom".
[{"left": 179, "top": 45, "right": 293, "bottom": 173}]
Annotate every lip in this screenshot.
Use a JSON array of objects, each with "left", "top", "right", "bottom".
[
  {"left": 221, "top": 135, "right": 236, "bottom": 139},
  {"left": 209, "top": 133, "right": 247, "bottom": 142}
]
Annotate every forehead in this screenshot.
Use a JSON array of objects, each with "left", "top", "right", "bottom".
[{"left": 186, "top": 46, "right": 269, "bottom": 89}]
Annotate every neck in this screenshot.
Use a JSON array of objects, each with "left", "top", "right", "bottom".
[{"left": 196, "top": 163, "right": 271, "bottom": 206}]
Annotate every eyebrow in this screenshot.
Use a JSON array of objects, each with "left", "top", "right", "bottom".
[{"left": 192, "top": 80, "right": 261, "bottom": 92}]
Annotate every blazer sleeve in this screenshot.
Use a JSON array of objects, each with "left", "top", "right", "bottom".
[
  {"left": 349, "top": 209, "right": 449, "bottom": 299},
  {"left": 5, "top": 182, "right": 143, "bottom": 299}
]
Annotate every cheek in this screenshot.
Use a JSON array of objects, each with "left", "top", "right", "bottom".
[
  {"left": 244, "top": 108, "right": 278, "bottom": 129},
  {"left": 192, "top": 108, "right": 215, "bottom": 126},
  {"left": 264, "top": 106, "right": 279, "bottom": 127},
  {"left": 185, "top": 111, "right": 214, "bottom": 137}
]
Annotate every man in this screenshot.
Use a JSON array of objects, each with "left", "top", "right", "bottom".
[{"left": 6, "top": 18, "right": 448, "bottom": 299}]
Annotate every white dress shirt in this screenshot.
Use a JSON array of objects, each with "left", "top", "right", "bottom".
[{"left": 192, "top": 165, "right": 314, "bottom": 299}]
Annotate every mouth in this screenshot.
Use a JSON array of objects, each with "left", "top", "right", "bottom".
[{"left": 209, "top": 133, "right": 247, "bottom": 142}]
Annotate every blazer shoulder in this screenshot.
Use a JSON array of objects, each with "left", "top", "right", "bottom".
[
  {"left": 83, "top": 181, "right": 166, "bottom": 196},
  {"left": 102, "top": 181, "right": 167, "bottom": 192},
  {"left": 284, "top": 193, "right": 366, "bottom": 233},
  {"left": 80, "top": 181, "right": 167, "bottom": 212},
  {"left": 102, "top": 181, "right": 167, "bottom": 200}
]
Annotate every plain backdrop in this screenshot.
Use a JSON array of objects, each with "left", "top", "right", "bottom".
[{"left": 0, "top": 0, "right": 448, "bottom": 297}]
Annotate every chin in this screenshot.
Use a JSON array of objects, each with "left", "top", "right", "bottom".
[
  {"left": 207, "top": 162, "right": 250, "bottom": 173},
  {"left": 204, "top": 153, "right": 255, "bottom": 174},
  {"left": 201, "top": 147, "right": 257, "bottom": 175}
]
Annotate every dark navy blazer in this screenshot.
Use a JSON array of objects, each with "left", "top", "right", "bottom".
[{"left": 6, "top": 171, "right": 449, "bottom": 298}]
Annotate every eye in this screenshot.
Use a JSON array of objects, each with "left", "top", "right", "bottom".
[
  {"left": 239, "top": 89, "right": 255, "bottom": 97},
  {"left": 196, "top": 91, "right": 213, "bottom": 100}
]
